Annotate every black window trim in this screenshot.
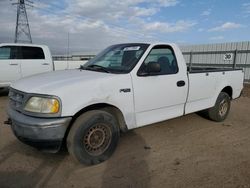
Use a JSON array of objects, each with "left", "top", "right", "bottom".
[{"left": 137, "top": 44, "right": 179, "bottom": 77}]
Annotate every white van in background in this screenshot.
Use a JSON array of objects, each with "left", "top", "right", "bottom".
[{"left": 0, "top": 43, "right": 86, "bottom": 88}]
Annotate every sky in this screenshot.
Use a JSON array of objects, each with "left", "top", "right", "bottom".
[{"left": 0, "top": 0, "right": 249, "bottom": 55}]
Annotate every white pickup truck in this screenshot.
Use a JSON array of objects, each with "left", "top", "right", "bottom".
[
  {"left": 6, "top": 43, "right": 244, "bottom": 165},
  {"left": 0, "top": 43, "right": 84, "bottom": 89}
]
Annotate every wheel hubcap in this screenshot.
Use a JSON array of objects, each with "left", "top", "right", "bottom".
[
  {"left": 84, "top": 124, "right": 111, "bottom": 156},
  {"left": 219, "top": 99, "right": 228, "bottom": 117}
]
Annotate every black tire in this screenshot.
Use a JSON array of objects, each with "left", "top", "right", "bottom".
[
  {"left": 67, "top": 110, "right": 120, "bottom": 165},
  {"left": 207, "top": 92, "right": 231, "bottom": 122}
]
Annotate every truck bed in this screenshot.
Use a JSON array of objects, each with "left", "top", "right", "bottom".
[{"left": 185, "top": 66, "right": 244, "bottom": 115}]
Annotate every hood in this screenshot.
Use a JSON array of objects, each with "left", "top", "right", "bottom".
[{"left": 11, "top": 69, "right": 114, "bottom": 94}]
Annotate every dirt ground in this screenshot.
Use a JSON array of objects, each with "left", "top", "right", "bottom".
[{"left": 0, "top": 85, "right": 250, "bottom": 188}]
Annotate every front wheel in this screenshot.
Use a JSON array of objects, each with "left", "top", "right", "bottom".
[
  {"left": 207, "top": 92, "right": 231, "bottom": 122},
  {"left": 67, "top": 110, "right": 120, "bottom": 165}
]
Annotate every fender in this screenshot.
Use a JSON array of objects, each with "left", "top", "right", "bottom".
[{"left": 71, "top": 101, "right": 136, "bottom": 131}]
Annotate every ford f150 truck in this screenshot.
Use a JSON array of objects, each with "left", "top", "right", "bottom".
[
  {"left": 0, "top": 43, "right": 84, "bottom": 89},
  {"left": 6, "top": 43, "right": 244, "bottom": 165}
]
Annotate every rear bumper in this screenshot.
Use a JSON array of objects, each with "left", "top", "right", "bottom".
[{"left": 7, "top": 107, "right": 72, "bottom": 152}]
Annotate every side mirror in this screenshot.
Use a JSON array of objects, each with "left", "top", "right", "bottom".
[
  {"left": 147, "top": 61, "right": 161, "bottom": 73},
  {"left": 138, "top": 61, "right": 161, "bottom": 76}
]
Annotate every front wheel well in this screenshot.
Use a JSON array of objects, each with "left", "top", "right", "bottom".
[
  {"left": 65, "top": 104, "right": 128, "bottom": 140},
  {"left": 221, "top": 86, "right": 233, "bottom": 99}
]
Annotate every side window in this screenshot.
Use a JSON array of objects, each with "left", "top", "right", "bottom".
[
  {"left": 0, "top": 46, "right": 21, "bottom": 59},
  {"left": 0, "top": 47, "right": 11, "bottom": 59},
  {"left": 21, "top": 47, "right": 45, "bottom": 59},
  {"left": 139, "top": 45, "right": 178, "bottom": 75},
  {"left": 10, "top": 46, "right": 21, "bottom": 59}
]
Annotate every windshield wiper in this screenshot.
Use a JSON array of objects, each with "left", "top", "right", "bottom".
[{"left": 86, "top": 65, "right": 111, "bottom": 73}]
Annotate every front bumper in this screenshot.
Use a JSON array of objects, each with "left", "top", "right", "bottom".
[{"left": 7, "top": 107, "right": 72, "bottom": 152}]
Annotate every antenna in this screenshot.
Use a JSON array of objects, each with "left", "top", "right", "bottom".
[
  {"left": 67, "top": 32, "right": 70, "bottom": 69},
  {"left": 12, "top": 0, "right": 33, "bottom": 43}
]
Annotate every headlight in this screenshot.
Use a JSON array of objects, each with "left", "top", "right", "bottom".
[{"left": 24, "top": 97, "right": 60, "bottom": 114}]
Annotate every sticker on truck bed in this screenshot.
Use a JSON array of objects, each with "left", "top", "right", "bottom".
[{"left": 123, "top": 46, "right": 140, "bottom": 51}]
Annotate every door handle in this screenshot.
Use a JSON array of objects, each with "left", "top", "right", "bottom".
[
  {"left": 177, "top": 80, "right": 185, "bottom": 87},
  {"left": 42, "top": 63, "right": 49, "bottom": 65},
  {"left": 10, "top": 63, "right": 18, "bottom": 65}
]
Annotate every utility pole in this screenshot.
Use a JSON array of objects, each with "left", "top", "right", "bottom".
[{"left": 12, "top": 0, "right": 33, "bottom": 43}]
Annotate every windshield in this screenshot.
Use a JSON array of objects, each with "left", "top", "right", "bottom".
[{"left": 82, "top": 43, "right": 149, "bottom": 74}]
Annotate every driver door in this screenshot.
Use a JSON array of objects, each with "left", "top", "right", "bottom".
[{"left": 131, "top": 45, "right": 188, "bottom": 127}]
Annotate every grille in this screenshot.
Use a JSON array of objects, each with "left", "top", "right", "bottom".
[{"left": 9, "top": 89, "right": 26, "bottom": 111}]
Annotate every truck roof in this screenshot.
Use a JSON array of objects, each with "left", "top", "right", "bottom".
[
  {"left": 0, "top": 43, "right": 48, "bottom": 48},
  {"left": 113, "top": 42, "right": 176, "bottom": 46}
]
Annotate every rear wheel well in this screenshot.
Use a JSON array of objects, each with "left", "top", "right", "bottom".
[
  {"left": 64, "top": 104, "right": 127, "bottom": 142},
  {"left": 221, "top": 86, "right": 233, "bottom": 99}
]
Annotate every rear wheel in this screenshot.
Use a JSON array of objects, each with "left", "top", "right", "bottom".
[
  {"left": 67, "top": 110, "right": 120, "bottom": 165},
  {"left": 207, "top": 92, "right": 231, "bottom": 122}
]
